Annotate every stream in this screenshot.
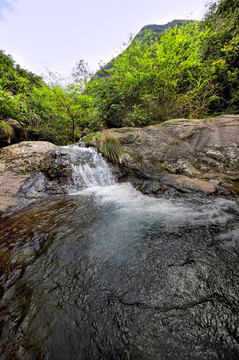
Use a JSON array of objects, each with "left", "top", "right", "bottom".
[{"left": 0, "top": 146, "right": 239, "bottom": 359}]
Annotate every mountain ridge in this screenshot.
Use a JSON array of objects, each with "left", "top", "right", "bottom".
[{"left": 95, "top": 19, "right": 192, "bottom": 78}]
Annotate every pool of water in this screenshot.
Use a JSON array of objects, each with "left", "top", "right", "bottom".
[{"left": 0, "top": 181, "right": 239, "bottom": 359}]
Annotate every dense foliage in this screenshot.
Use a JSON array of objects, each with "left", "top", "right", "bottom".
[
  {"left": 87, "top": 22, "right": 218, "bottom": 127},
  {"left": 94, "top": 20, "right": 192, "bottom": 79},
  {"left": 201, "top": 0, "right": 239, "bottom": 113},
  {"left": 0, "top": 0, "right": 238, "bottom": 144},
  {"left": 0, "top": 52, "right": 99, "bottom": 144},
  {"left": 0, "top": 50, "right": 42, "bottom": 121},
  {"left": 86, "top": 0, "right": 239, "bottom": 128}
]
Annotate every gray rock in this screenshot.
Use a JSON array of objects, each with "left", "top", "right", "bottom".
[
  {"left": 106, "top": 115, "right": 239, "bottom": 195},
  {"left": 6, "top": 118, "right": 26, "bottom": 144},
  {"left": 0, "top": 141, "right": 57, "bottom": 212},
  {"left": 0, "top": 141, "right": 57, "bottom": 174},
  {"left": 159, "top": 174, "right": 216, "bottom": 194},
  {"left": 0, "top": 118, "right": 26, "bottom": 148}
]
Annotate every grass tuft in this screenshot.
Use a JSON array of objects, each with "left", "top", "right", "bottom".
[{"left": 100, "top": 131, "right": 122, "bottom": 164}]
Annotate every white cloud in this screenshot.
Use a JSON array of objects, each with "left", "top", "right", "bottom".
[
  {"left": 0, "top": 0, "right": 17, "bottom": 20},
  {"left": 0, "top": 0, "right": 208, "bottom": 75}
]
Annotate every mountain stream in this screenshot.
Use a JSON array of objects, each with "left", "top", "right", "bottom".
[{"left": 0, "top": 146, "right": 239, "bottom": 359}]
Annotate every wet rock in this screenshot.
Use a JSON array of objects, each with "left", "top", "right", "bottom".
[
  {"left": 0, "top": 172, "right": 29, "bottom": 213},
  {"left": 125, "top": 171, "right": 216, "bottom": 196},
  {"left": 159, "top": 174, "right": 216, "bottom": 194},
  {"left": 19, "top": 147, "right": 75, "bottom": 199},
  {"left": 219, "top": 180, "right": 239, "bottom": 196},
  {"left": 40, "top": 147, "right": 74, "bottom": 186},
  {"left": 134, "top": 179, "right": 181, "bottom": 197}
]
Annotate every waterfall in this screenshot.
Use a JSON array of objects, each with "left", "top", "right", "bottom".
[
  {"left": 17, "top": 145, "right": 116, "bottom": 201},
  {"left": 66, "top": 145, "right": 116, "bottom": 193}
]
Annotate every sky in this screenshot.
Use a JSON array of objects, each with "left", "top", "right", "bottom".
[{"left": 0, "top": 0, "right": 209, "bottom": 77}]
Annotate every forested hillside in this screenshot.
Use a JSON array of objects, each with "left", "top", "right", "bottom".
[
  {"left": 95, "top": 19, "right": 192, "bottom": 78},
  {"left": 0, "top": 0, "right": 238, "bottom": 145},
  {"left": 0, "top": 50, "right": 99, "bottom": 144}
]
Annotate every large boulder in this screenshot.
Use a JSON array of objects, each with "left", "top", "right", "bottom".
[
  {"left": 0, "top": 141, "right": 57, "bottom": 212},
  {"left": 0, "top": 118, "right": 26, "bottom": 148},
  {"left": 19, "top": 146, "right": 77, "bottom": 199},
  {"left": 0, "top": 141, "right": 57, "bottom": 174},
  {"left": 0, "top": 120, "right": 13, "bottom": 147},
  {"left": 109, "top": 115, "right": 239, "bottom": 178},
  {"left": 106, "top": 115, "right": 239, "bottom": 195}
]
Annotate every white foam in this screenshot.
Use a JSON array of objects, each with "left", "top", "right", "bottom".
[
  {"left": 63, "top": 145, "right": 116, "bottom": 193},
  {"left": 65, "top": 146, "right": 237, "bottom": 228},
  {"left": 74, "top": 182, "right": 236, "bottom": 228}
]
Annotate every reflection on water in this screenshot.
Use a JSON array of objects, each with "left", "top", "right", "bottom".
[{"left": 0, "top": 182, "right": 239, "bottom": 359}]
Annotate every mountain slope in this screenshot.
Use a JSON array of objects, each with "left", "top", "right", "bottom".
[{"left": 95, "top": 20, "right": 192, "bottom": 78}]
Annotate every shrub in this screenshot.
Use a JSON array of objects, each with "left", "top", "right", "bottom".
[{"left": 123, "top": 104, "right": 150, "bottom": 127}]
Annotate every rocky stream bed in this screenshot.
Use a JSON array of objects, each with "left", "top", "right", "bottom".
[{"left": 0, "top": 116, "right": 239, "bottom": 359}]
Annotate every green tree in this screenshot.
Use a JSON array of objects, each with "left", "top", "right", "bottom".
[
  {"left": 0, "top": 50, "right": 42, "bottom": 94},
  {"left": 87, "top": 22, "right": 217, "bottom": 127},
  {"left": 201, "top": 0, "right": 239, "bottom": 112},
  {"left": 31, "top": 80, "right": 101, "bottom": 143},
  {"left": 48, "top": 85, "right": 98, "bottom": 141}
]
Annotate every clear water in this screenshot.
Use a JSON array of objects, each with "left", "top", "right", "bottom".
[{"left": 0, "top": 146, "right": 239, "bottom": 359}]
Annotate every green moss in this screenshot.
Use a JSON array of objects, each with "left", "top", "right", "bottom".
[
  {"left": 0, "top": 121, "right": 13, "bottom": 137},
  {"left": 83, "top": 132, "right": 102, "bottom": 144},
  {"left": 0, "top": 121, "right": 13, "bottom": 145},
  {"left": 162, "top": 164, "right": 172, "bottom": 173}
]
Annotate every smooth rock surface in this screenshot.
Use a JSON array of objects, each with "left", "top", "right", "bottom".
[
  {"left": 106, "top": 115, "right": 239, "bottom": 195},
  {"left": 0, "top": 141, "right": 57, "bottom": 174},
  {"left": 159, "top": 174, "right": 216, "bottom": 194},
  {"left": 109, "top": 115, "right": 239, "bottom": 178},
  {"left": 0, "top": 141, "right": 57, "bottom": 212}
]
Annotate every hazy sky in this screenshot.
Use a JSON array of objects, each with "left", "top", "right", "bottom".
[{"left": 0, "top": 0, "right": 208, "bottom": 77}]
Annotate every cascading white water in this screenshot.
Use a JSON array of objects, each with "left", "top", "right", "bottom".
[
  {"left": 66, "top": 145, "right": 116, "bottom": 193},
  {"left": 65, "top": 146, "right": 236, "bottom": 231}
]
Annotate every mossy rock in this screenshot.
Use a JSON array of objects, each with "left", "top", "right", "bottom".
[{"left": 0, "top": 121, "right": 14, "bottom": 146}]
